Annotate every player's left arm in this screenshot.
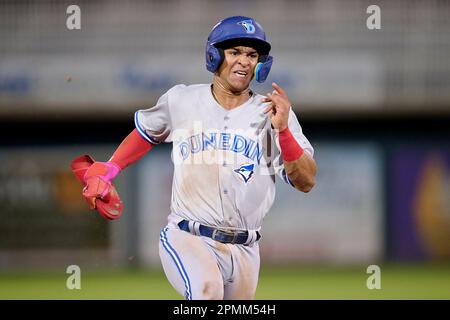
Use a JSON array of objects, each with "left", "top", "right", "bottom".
[
  {"left": 262, "top": 82, "right": 317, "bottom": 193},
  {"left": 280, "top": 135, "right": 316, "bottom": 193}
]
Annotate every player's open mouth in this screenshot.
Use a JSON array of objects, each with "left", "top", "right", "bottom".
[{"left": 234, "top": 71, "right": 248, "bottom": 78}]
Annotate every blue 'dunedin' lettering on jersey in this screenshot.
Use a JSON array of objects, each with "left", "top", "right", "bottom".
[
  {"left": 219, "top": 133, "right": 231, "bottom": 150},
  {"left": 179, "top": 142, "right": 190, "bottom": 160},
  {"left": 243, "top": 139, "right": 255, "bottom": 158},
  {"left": 190, "top": 134, "right": 202, "bottom": 153},
  {"left": 231, "top": 135, "right": 247, "bottom": 153},
  {"left": 249, "top": 142, "right": 263, "bottom": 162},
  {"left": 179, "top": 132, "right": 264, "bottom": 164},
  {"left": 202, "top": 133, "right": 217, "bottom": 150}
]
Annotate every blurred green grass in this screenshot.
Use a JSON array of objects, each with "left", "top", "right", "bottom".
[{"left": 0, "top": 264, "right": 449, "bottom": 299}]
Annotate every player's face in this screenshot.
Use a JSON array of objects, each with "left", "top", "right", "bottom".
[{"left": 217, "top": 46, "right": 259, "bottom": 92}]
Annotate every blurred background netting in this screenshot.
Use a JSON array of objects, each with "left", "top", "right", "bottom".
[{"left": 0, "top": 0, "right": 449, "bottom": 299}]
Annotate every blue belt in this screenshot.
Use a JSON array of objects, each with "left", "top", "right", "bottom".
[{"left": 177, "top": 220, "right": 261, "bottom": 245}]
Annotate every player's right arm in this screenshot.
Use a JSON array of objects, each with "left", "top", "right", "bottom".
[
  {"left": 83, "top": 85, "right": 176, "bottom": 202},
  {"left": 76, "top": 85, "right": 179, "bottom": 218},
  {"left": 82, "top": 128, "right": 155, "bottom": 206}
]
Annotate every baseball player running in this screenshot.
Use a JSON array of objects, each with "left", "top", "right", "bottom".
[{"left": 72, "top": 16, "right": 317, "bottom": 300}]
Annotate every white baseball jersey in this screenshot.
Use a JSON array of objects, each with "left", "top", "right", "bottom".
[{"left": 135, "top": 84, "right": 314, "bottom": 232}]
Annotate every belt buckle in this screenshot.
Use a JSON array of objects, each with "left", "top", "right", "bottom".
[{"left": 212, "top": 229, "right": 237, "bottom": 244}]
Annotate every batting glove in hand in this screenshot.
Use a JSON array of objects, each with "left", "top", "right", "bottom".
[
  {"left": 83, "top": 161, "right": 120, "bottom": 205},
  {"left": 71, "top": 155, "right": 123, "bottom": 220}
]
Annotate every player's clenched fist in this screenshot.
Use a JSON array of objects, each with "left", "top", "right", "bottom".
[
  {"left": 261, "top": 82, "right": 292, "bottom": 131},
  {"left": 71, "top": 155, "right": 123, "bottom": 220},
  {"left": 82, "top": 161, "right": 121, "bottom": 207}
]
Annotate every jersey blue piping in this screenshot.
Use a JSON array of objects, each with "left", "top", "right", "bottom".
[
  {"left": 134, "top": 111, "right": 160, "bottom": 145},
  {"left": 282, "top": 168, "right": 295, "bottom": 187}
]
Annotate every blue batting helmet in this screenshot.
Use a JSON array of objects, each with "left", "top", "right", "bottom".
[{"left": 205, "top": 16, "right": 273, "bottom": 83}]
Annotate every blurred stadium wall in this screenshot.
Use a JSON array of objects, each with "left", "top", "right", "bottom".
[{"left": 0, "top": 0, "right": 449, "bottom": 271}]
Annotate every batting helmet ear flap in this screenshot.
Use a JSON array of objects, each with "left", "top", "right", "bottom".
[
  {"left": 205, "top": 41, "right": 224, "bottom": 73},
  {"left": 254, "top": 55, "right": 273, "bottom": 83}
]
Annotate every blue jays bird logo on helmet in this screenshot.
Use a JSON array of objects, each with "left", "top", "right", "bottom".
[
  {"left": 205, "top": 16, "right": 273, "bottom": 83},
  {"left": 234, "top": 163, "right": 255, "bottom": 183},
  {"left": 238, "top": 20, "right": 256, "bottom": 34}
]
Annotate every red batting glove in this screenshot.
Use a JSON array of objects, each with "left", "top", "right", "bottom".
[{"left": 82, "top": 161, "right": 121, "bottom": 209}]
